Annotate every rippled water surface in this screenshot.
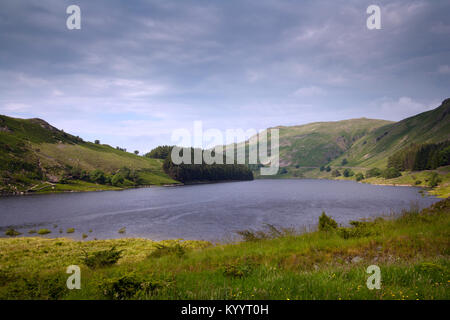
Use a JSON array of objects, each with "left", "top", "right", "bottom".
[{"left": 0, "top": 179, "right": 438, "bottom": 241}]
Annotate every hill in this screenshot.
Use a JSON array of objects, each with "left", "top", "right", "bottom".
[
  {"left": 273, "top": 118, "right": 392, "bottom": 167},
  {"left": 0, "top": 115, "right": 178, "bottom": 194},
  {"left": 329, "top": 98, "right": 450, "bottom": 168}
]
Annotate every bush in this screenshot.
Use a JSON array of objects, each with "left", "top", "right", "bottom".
[
  {"left": 343, "top": 168, "right": 354, "bottom": 177},
  {"left": 118, "top": 227, "right": 126, "bottom": 234},
  {"left": 428, "top": 172, "right": 442, "bottom": 187},
  {"left": 341, "top": 158, "right": 348, "bottom": 165},
  {"left": 355, "top": 173, "right": 364, "bottom": 181},
  {"left": 37, "top": 229, "right": 51, "bottom": 235},
  {"left": 5, "top": 228, "right": 21, "bottom": 236},
  {"left": 89, "top": 170, "right": 106, "bottom": 184},
  {"left": 111, "top": 173, "right": 124, "bottom": 187},
  {"left": 382, "top": 167, "right": 401, "bottom": 179},
  {"left": 415, "top": 180, "right": 422, "bottom": 185},
  {"left": 366, "top": 167, "right": 382, "bottom": 178},
  {"left": 148, "top": 243, "right": 186, "bottom": 259},
  {"left": 236, "top": 224, "right": 294, "bottom": 241},
  {"left": 99, "top": 273, "right": 164, "bottom": 300},
  {"left": 325, "top": 166, "right": 331, "bottom": 172},
  {"left": 66, "top": 228, "right": 75, "bottom": 234},
  {"left": 83, "top": 246, "right": 123, "bottom": 269},
  {"left": 318, "top": 212, "right": 338, "bottom": 231},
  {"left": 223, "top": 260, "right": 255, "bottom": 278},
  {"left": 331, "top": 169, "right": 341, "bottom": 177}
]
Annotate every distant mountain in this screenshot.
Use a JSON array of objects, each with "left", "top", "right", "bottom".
[
  {"left": 272, "top": 118, "right": 392, "bottom": 167},
  {"left": 329, "top": 98, "right": 450, "bottom": 168},
  {"left": 0, "top": 115, "right": 177, "bottom": 193}
]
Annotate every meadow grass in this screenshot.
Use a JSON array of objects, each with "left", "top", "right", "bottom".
[{"left": 0, "top": 199, "right": 448, "bottom": 300}]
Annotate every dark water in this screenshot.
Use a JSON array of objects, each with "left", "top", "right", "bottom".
[{"left": 0, "top": 179, "right": 439, "bottom": 241}]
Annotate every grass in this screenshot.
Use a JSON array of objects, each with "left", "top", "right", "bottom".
[{"left": 0, "top": 199, "right": 448, "bottom": 300}]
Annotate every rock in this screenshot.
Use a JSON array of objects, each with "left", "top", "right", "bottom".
[{"left": 351, "top": 256, "right": 363, "bottom": 264}]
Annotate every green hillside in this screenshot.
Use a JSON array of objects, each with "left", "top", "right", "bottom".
[
  {"left": 0, "top": 115, "right": 178, "bottom": 194},
  {"left": 330, "top": 98, "right": 450, "bottom": 168},
  {"left": 274, "top": 118, "right": 392, "bottom": 167}
]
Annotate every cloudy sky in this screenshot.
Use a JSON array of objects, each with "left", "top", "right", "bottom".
[{"left": 1, "top": 0, "right": 449, "bottom": 153}]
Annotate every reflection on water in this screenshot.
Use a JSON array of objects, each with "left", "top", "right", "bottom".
[{"left": 0, "top": 179, "right": 438, "bottom": 241}]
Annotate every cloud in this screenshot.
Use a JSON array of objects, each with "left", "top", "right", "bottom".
[
  {"left": 293, "top": 86, "right": 326, "bottom": 97},
  {"left": 437, "top": 65, "right": 450, "bottom": 74}
]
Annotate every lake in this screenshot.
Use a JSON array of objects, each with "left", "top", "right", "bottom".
[{"left": 0, "top": 179, "right": 439, "bottom": 242}]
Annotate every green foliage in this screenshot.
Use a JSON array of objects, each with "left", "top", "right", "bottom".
[
  {"left": 145, "top": 145, "right": 172, "bottom": 159},
  {"left": 89, "top": 170, "right": 106, "bottom": 184},
  {"left": 366, "top": 167, "right": 382, "bottom": 178},
  {"left": 99, "top": 273, "right": 165, "bottom": 300},
  {"left": 163, "top": 147, "right": 253, "bottom": 183},
  {"left": 318, "top": 212, "right": 338, "bottom": 231},
  {"left": 148, "top": 243, "right": 186, "bottom": 259},
  {"left": 223, "top": 259, "right": 255, "bottom": 278},
  {"left": 83, "top": 247, "right": 123, "bottom": 269},
  {"left": 236, "top": 224, "right": 294, "bottom": 241},
  {"left": 343, "top": 168, "right": 354, "bottom": 177},
  {"left": 118, "top": 227, "right": 126, "bottom": 234},
  {"left": 428, "top": 172, "right": 442, "bottom": 187},
  {"left": 388, "top": 140, "right": 450, "bottom": 171},
  {"left": 37, "top": 229, "right": 51, "bottom": 235},
  {"left": 341, "top": 158, "right": 348, "bottom": 165},
  {"left": 382, "top": 167, "right": 401, "bottom": 179},
  {"left": 5, "top": 228, "right": 21, "bottom": 237},
  {"left": 5, "top": 273, "right": 66, "bottom": 300},
  {"left": 279, "top": 168, "right": 288, "bottom": 174},
  {"left": 66, "top": 228, "right": 75, "bottom": 234},
  {"left": 325, "top": 166, "right": 331, "bottom": 172},
  {"left": 331, "top": 169, "right": 341, "bottom": 177},
  {"left": 355, "top": 173, "right": 365, "bottom": 181}
]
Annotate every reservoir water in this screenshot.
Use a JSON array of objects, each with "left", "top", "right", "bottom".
[{"left": 0, "top": 179, "right": 439, "bottom": 241}]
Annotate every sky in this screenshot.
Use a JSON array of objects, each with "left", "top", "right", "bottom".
[{"left": 0, "top": 0, "right": 449, "bottom": 153}]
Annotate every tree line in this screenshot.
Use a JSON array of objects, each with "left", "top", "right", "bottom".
[
  {"left": 147, "top": 146, "right": 254, "bottom": 183},
  {"left": 387, "top": 140, "right": 450, "bottom": 171}
]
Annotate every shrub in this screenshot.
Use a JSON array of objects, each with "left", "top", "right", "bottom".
[
  {"left": 5, "top": 228, "right": 21, "bottom": 236},
  {"left": 28, "top": 229, "right": 36, "bottom": 234},
  {"left": 318, "top": 212, "right": 338, "bottom": 231},
  {"left": 223, "top": 260, "right": 255, "bottom": 278},
  {"left": 325, "top": 166, "right": 331, "bottom": 172},
  {"left": 111, "top": 173, "right": 124, "bottom": 187},
  {"left": 82, "top": 233, "right": 88, "bottom": 239},
  {"left": 428, "top": 172, "right": 441, "bottom": 187},
  {"left": 89, "top": 170, "right": 106, "bottom": 184},
  {"left": 83, "top": 246, "right": 123, "bottom": 269},
  {"left": 99, "top": 273, "right": 164, "bottom": 300},
  {"left": 415, "top": 180, "right": 422, "bottom": 185},
  {"left": 343, "top": 168, "right": 354, "bottom": 177},
  {"left": 331, "top": 169, "right": 341, "bottom": 177},
  {"left": 66, "top": 228, "right": 75, "bottom": 234},
  {"left": 37, "top": 229, "right": 51, "bottom": 235},
  {"left": 7, "top": 274, "right": 66, "bottom": 300},
  {"left": 382, "top": 167, "right": 401, "bottom": 179},
  {"left": 118, "top": 227, "right": 126, "bottom": 234},
  {"left": 366, "top": 167, "right": 382, "bottom": 178},
  {"left": 236, "top": 224, "right": 294, "bottom": 241},
  {"left": 341, "top": 158, "right": 348, "bottom": 165},
  {"left": 148, "top": 243, "right": 186, "bottom": 259},
  {"left": 355, "top": 173, "right": 364, "bottom": 181}
]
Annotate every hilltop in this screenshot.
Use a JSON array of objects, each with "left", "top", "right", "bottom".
[{"left": 0, "top": 115, "right": 178, "bottom": 194}]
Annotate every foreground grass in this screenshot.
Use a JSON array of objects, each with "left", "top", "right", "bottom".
[{"left": 0, "top": 199, "right": 449, "bottom": 300}]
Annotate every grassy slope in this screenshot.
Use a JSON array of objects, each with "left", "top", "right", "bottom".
[
  {"left": 330, "top": 98, "right": 450, "bottom": 168},
  {"left": 0, "top": 199, "right": 448, "bottom": 300},
  {"left": 0, "top": 115, "right": 177, "bottom": 193},
  {"left": 250, "top": 118, "right": 391, "bottom": 167}
]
